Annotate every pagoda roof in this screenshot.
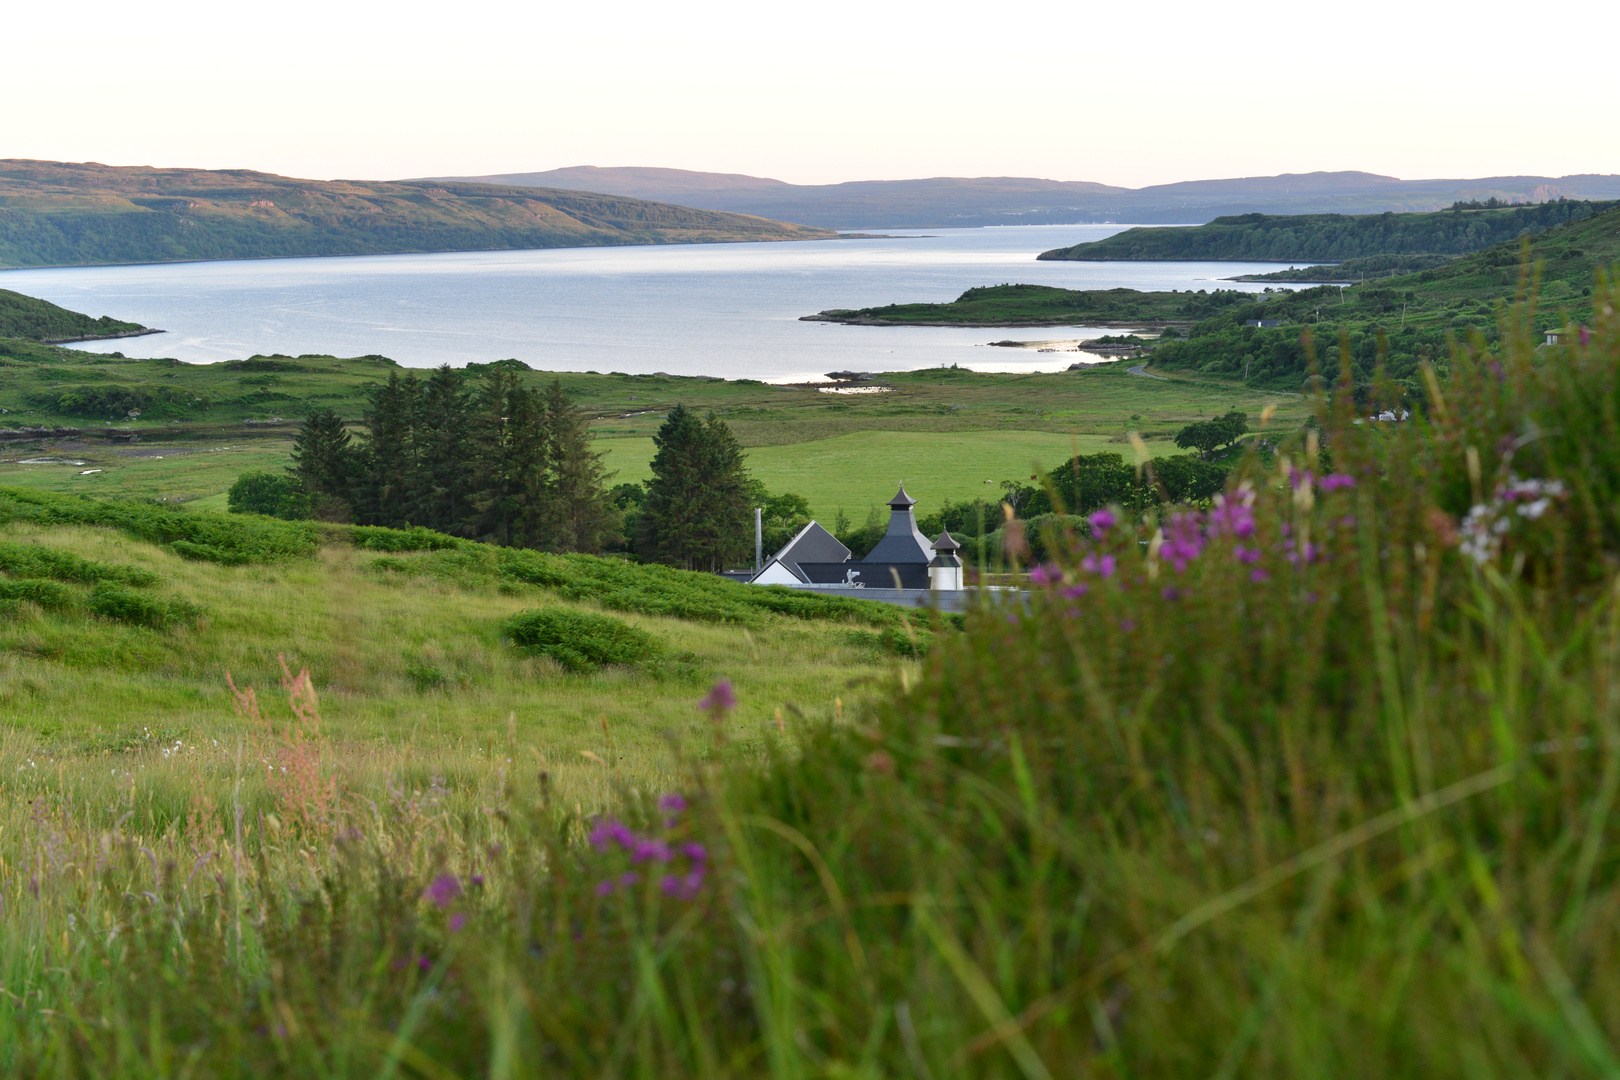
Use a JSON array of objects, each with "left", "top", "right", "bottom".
[{"left": 887, "top": 484, "right": 917, "bottom": 509}]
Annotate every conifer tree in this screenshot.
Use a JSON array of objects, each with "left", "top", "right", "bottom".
[
  {"left": 469, "top": 367, "right": 546, "bottom": 546},
  {"left": 540, "top": 378, "right": 619, "bottom": 554},
  {"left": 412, "top": 365, "right": 474, "bottom": 533},
  {"left": 640, "top": 404, "right": 751, "bottom": 570},
  {"left": 354, "top": 371, "right": 420, "bottom": 528},
  {"left": 289, "top": 408, "right": 354, "bottom": 518}
]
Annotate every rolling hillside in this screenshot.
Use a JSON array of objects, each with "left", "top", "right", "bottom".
[
  {"left": 439, "top": 165, "right": 1620, "bottom": 228},
  {"left": 1036, "top": 200, "right": 1617, "bottom": 262},
  {"left": 0, "top": 160, "right": 834, "bottom": 268}
]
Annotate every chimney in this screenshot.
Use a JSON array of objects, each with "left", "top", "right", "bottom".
[{"left": 754, "top": 507, "right": 763, "bottom": 573}]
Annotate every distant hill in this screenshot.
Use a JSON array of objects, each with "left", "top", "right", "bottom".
[
  {"left": 1037, "top": 200, "right": 1619, "bottom": 262},
  {"left": 0, "top": 160, "right": 834, "bottom": 269},
  {"left": 431, "top": 166, "right": 1620, "bottom": 229},
  {"left": 0, "top": 288, "right": 150, "bottom": 342}
]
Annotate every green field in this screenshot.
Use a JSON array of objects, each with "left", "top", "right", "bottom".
[{"left": 1, "top": 356, "right": 1304, "bottom": 521}]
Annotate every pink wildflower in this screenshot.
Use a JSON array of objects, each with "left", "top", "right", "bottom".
[
  {"left": 422, "top": 874, "right": 461, "bottom": 909},
  {"left": 1087, "top": 508, "right": 1117, "bottom": 533},
  {"left": 1320, "top": 473, "right": 1356, "bottom": 491},
  {"left": 1081, "top": 553, "right": 1117, "bottom": 578},
  {"left": 698, "top": 680, "right": 736, "bottom": 713}
]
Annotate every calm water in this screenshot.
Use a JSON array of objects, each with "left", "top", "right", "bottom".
[{"left": 1, "top": 226, "right": 1295, "bottom": 382}]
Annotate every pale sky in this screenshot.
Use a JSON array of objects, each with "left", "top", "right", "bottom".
[{"left": 9, "top": 0, "right": 1617, "bottom": 188}]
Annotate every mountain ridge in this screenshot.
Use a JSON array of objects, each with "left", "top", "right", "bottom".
[
  {"left": 430, "top": 166, "right": 1620, "bottom": 229},
  {"left": 0, "top": 160, "right": 833, "bottom": 269}
]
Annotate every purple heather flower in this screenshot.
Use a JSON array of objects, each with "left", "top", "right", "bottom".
[
  {"left": 661, "top": 868, "right": 707, "bottom": 900},
  {"left": 590, "top": 819, "right": 636, "bottom": 852},
  {"left": 631, "top": 838, "right": 673, "bottom": 864},
  {"left": 1028, "top": 562, "right": 1061, "bottom": 585},
  {"left": 658, "top": 793, "right": 688, "bottom": 813},
  {"left": 1088, "top": 508, "right": 1117, "bottom": 533},
  {"left": 595, "top": 878, "right": 617, "bottom": 897},
  {"left": 1119, "top": 618, "right": 1136, "bottom": 633},
  {"left": 1006, "top": 613, "right": 1020, "bottom": 626},
  {"left": 682, "top": 842, "right": 708, "bottom": 862},
  {"left": 1320, "top": 473, "right": 1356, "bottom": 491},
  {"left": 422, "top": 873, "right": 461, "bottom": 909},
  {"left": 1580, "top": 326, "right": 1592, "bottom": 346},
  {"left": 1065, "top": 606, "right": 1081, "bottom": 619},
  {"left": 1060, "top": 583, "right": 1088, "bottom": 599},
  {"left": 448, "top": 912, "right": 467, "bottom": 933},
  {"left": 469, "top": 874, "right": 484, "bottom": 887},
  {"left": 1251, "top": 568, "right": 1271, "bottom": 583},
  {"left": 698, "top": 680, "right": 737, "bottom": 713},
  {"left": 1161, "top": 586, "right": 1181, "bottom": 601},
  {"left": 1081, "top": 553, "right": 1117, "bottom": 578},
  {"left": 1159, "top": 512, "right": 1205, "bottom": 572},
  {"left": 418, "top": 955, "right": 432, "bottom": 972},
  {"left": 1207, "top": 493, "right": 1257, "bottom": 539},
  {"left": 1233, "top": 545, "right": 1260, "bottom": 565}
]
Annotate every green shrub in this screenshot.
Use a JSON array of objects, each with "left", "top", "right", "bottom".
[
  {"left": 0, "top": 486, "right": 317, "bottom": 564},
  {"left": 226, "top": 471, "right": 313, "bottom": 520},
  {"left": 503, "top": 607, "right": 662, "bottom": 671},
  {"left": 0, "top": 540, "right": 159, "bottom": 587},
  {"left": 84, "top": 583, "right": 202, "bottom": 630},
  {"left": 844, "top": 625, "right": 933, "bottom": 658},
  {"left": 0, "top": 577, "right": 74, "bottom": 611},
  {"left": 349, "top": 525, "right": 463, "bottom": 552}
]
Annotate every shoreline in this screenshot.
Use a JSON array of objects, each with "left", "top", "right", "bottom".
[
  {"left": 802, "top": 312, "right": 1192, "bottom": 329},
  {"left": 43, "top": 327, "right": 166, "bottom": 345}
]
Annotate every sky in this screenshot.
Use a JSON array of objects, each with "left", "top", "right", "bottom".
[{"left": 8, "top": 0, "right": 1618, "bottom": 189}]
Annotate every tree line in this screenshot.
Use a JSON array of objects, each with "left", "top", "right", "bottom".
[{"left": 231, "top": 371, "right": 778, "bottom": 570}]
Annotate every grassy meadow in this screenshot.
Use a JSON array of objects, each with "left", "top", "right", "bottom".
[
  {"left": 0, "top": 514, "right": 906, "bottom": 812},
  {"left": 2, "top": 278, "right": 1620, "bottom": 1074},
  {"left": 2, "top": 358, "right": 1303, "bottom": 522}
]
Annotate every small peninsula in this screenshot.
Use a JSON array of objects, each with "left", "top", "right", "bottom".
[
  {"left": 802, "top": 283, "right": 1236, "bottom": 328},
  {"left": 0, "top": 288, "right": 154, "bottom": 343},
  {"left": 1036, "top": 200, "right": 1616, "bottom": 263}
]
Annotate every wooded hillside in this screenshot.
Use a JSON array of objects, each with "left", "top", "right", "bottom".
[{"left": 1038, "top": 200, "right": 1617, "bottom": 262}]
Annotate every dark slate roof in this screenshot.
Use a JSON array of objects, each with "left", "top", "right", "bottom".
[
  {"left": 862, "top": 485, "right": 933, "bottom": 564},
  {"left": 799, "top": 561, "right": 929, "bottom": 589},
  {"left": 768, "top": 521, "right": 851, "bottom": 580}
]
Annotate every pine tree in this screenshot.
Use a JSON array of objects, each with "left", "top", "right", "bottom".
[
  {"left": 412, "top": 365, "right": 474, "bottom": 534},
  {"left": 354, "top": 371, "right": 420, "bottom": 527},
  {"left": 289, "top": 408, "right": 354, "bottom": 519},
  {"left": 469, "top": 367, "right": 546, "bottom": 546},
  {"left": 539, "top": 378, "right": 618, "bottom": 554},
  {"left": 640, "top": 404, "right": 751, "bottom": 570}
]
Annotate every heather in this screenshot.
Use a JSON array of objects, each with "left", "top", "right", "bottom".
[{"left": 1, "top": 279, "right": 1619, "bottom": 1075}]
